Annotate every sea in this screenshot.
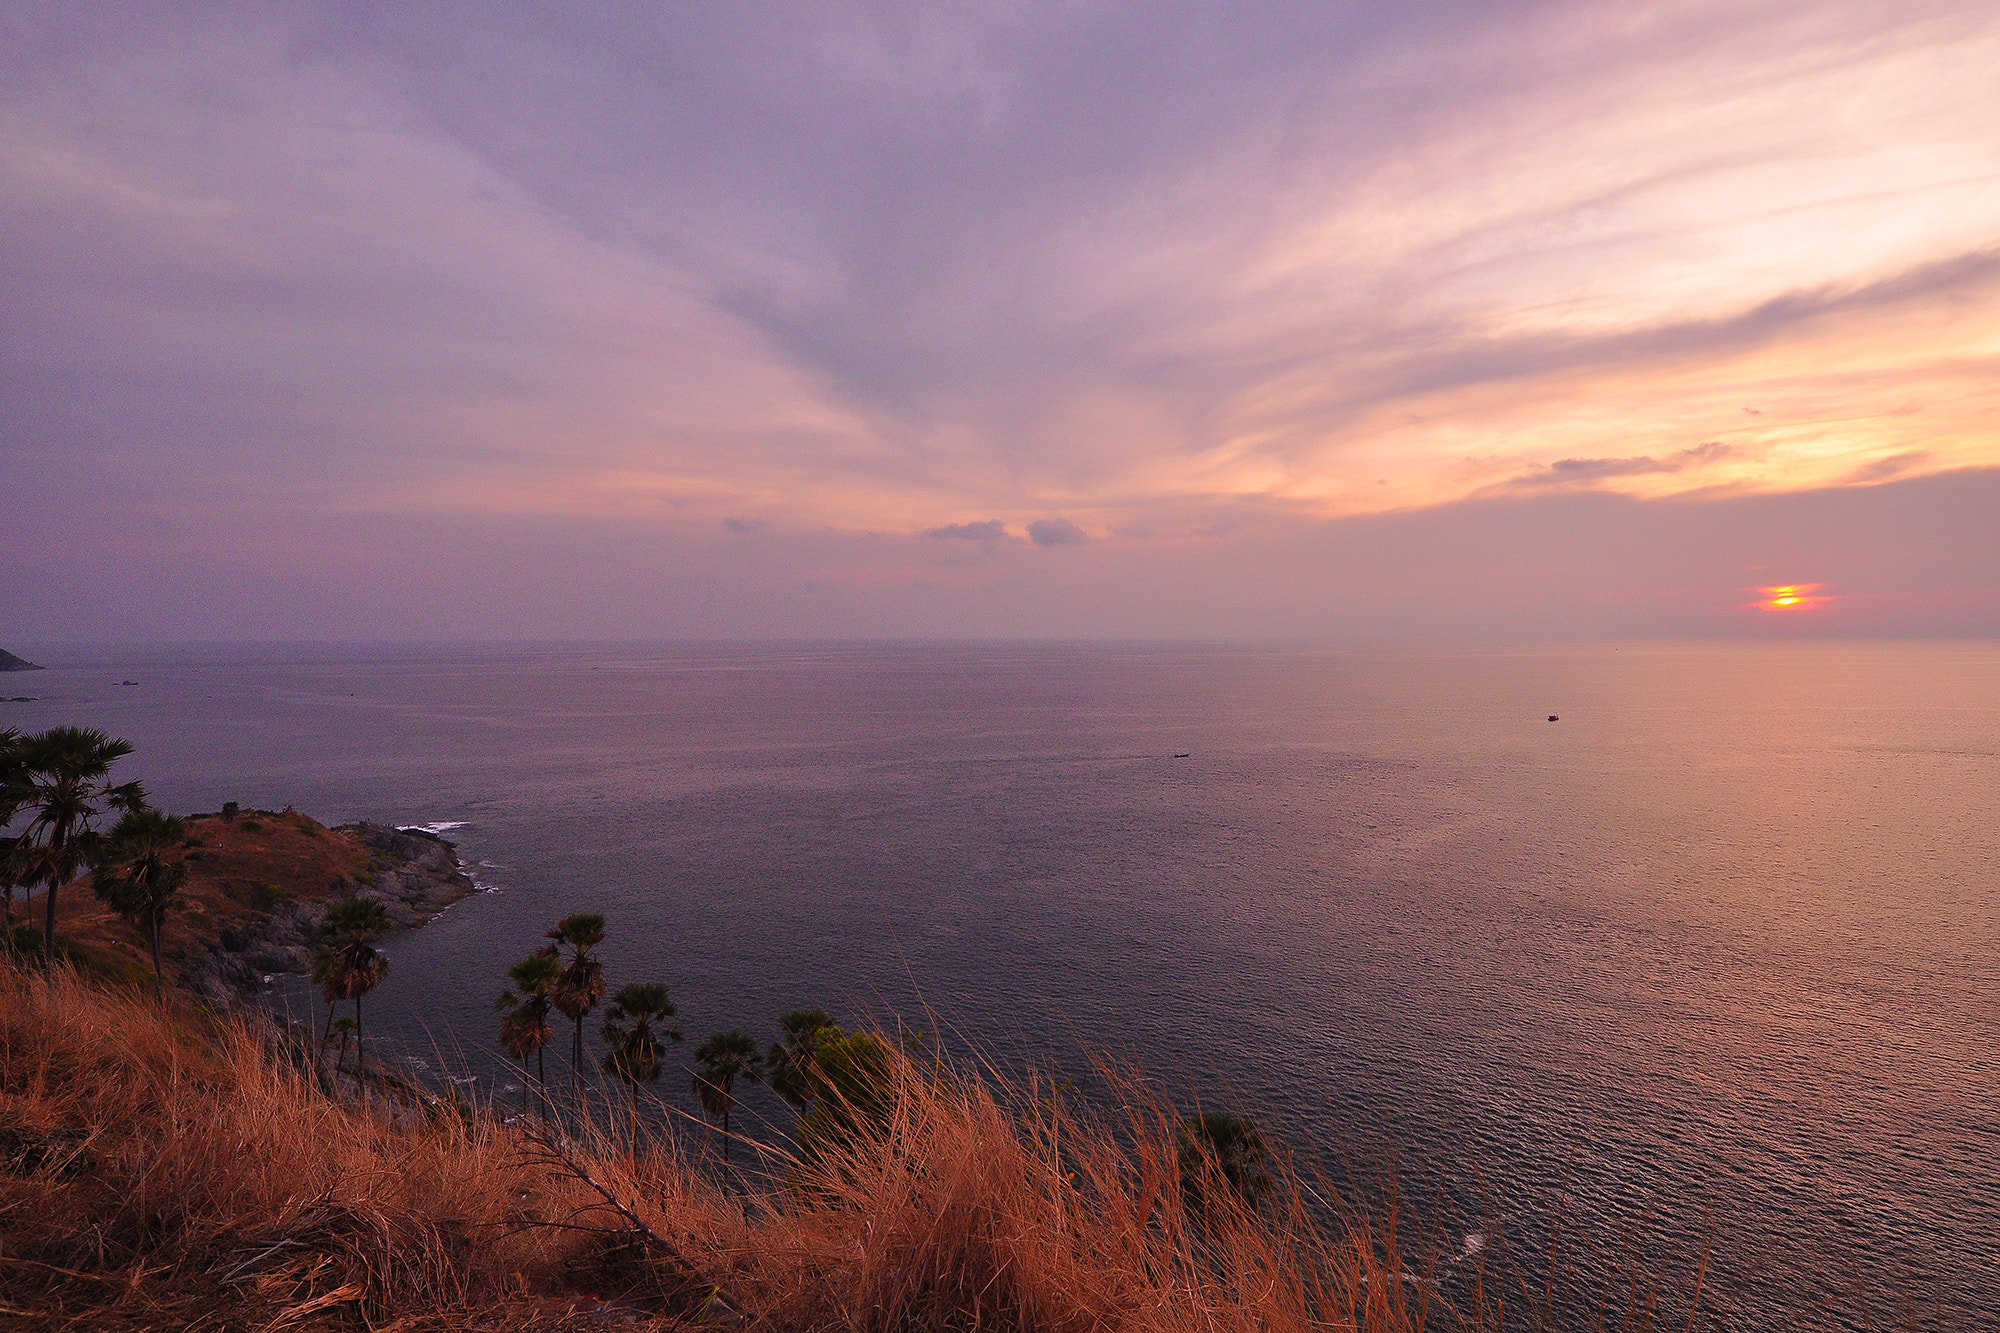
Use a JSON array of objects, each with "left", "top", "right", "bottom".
[{"left": 5, "top": 641, "right": 1996, "bottom": 1325}]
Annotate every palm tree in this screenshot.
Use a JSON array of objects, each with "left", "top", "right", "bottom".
[
  {"left": 765, "top": 1008, "right": 842, "bottom": 1113},
  {"left": 0, "top": 726, "right": 21, "bottom": 807},
  {"left": 11, "top": 726, "right": 145, "bottom": 972},
  {"left": 694, "top": 1030, "right": 763, "bottom": 1164},
  {"left": 310, "top": 949, "right": 345, "bottom": 1054},
  {"left": 547, "top": 913, "right": 607, "bottom": 1102},
  {"left": 496, "top": 947, "right": 561, "bottom": 1114},
  {"left": 0, "top": 729, "right": 24, "bottom": 939},
  {"left": 600, "top": 982, "right": 682, "bottom": 1139},
  {"left": 0, "top": 836, "right": 28, "bottom": 944},
  {"left": 318, "top": 897, "right": 392, "bottom": 1086},
  {"left": 91, "top": 808, "right": 191, "bottom": 998},
  {"left": 326, "top": 1016, "right": 359, "bottom": 1073}
]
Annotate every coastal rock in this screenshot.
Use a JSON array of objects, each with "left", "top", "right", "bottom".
[
  {"left": 0, "top": 649, "right": 44, "bottom": 672},
  {"left": 181, "top": 820, "right": 477, "bottom": 1002},
  {"left": 336, "top": 822, "right": 478, "bottom": 927}
]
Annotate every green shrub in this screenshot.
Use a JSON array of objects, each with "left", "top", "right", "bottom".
[{"left": 794, "top": 1031, "right": 900, "bottom": 1167}]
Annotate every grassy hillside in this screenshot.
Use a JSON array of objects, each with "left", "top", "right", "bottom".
[{"left": 0, "top": 961, "right": 1925, "bottom": 1332}]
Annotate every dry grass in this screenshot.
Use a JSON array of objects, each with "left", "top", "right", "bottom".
[{"left": 0, "top": 964, "right": 1932, "bottom": 1332}]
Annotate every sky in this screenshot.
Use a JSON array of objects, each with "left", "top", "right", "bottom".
[{"left": 3, "top": 1, "right": 1998, "bottom": 641}]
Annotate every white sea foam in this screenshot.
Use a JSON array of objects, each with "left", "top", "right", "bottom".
[{"left": 399, "top": 820, "right": 469, "bottom": 834}]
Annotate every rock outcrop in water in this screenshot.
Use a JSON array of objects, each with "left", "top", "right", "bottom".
[{"left": 0, "top": 649, "right": 44, "bottom": 671}]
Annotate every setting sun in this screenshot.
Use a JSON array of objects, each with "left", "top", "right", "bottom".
[{"left": 1755, "top": 583, "right": 1831, "bottom": 612}]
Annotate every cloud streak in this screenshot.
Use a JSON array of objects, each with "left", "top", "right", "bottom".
[
  {"left": 924, "top": 520, "right": 1012, "bottom": 542},
  {"left": 1504, "top": 442, "right": 1735, "bottom": 490},
  {"left": 3, "top": 1, "right": 1997, "bottom": 637}
]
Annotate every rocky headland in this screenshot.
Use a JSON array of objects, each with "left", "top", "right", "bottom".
[
  {"left": 55, "top": 808, "right": 477, "bottom": 1005},
  {"left": 186, "top": 820, "right": 477, "bottom": 1003}
]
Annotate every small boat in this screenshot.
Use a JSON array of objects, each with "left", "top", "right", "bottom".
[
  {"left": 1173, "top": 752, "right": 1190, "bottom": 758},
  {"left": 1547, "top": 715, "right": 1559, "bottom": 722}
]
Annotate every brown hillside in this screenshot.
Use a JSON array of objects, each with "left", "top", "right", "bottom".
[{"left": 45, "top": 809, "right": 377, "bottom": 987}]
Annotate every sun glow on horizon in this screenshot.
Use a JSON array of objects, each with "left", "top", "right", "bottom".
[{"left": 1753, "top": 583, "right": 1832, "bottom": 612}]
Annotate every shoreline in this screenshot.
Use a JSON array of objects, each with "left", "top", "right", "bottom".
[
  {"left": 204, "top": 817, "right": 484, "bottom": 1113},
  {"left": 198, "top": 818, "right": 480, "bottom": 1004}
]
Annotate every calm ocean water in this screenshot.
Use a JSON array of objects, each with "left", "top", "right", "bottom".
[{"left": 8, "top": 641, "right": 1997, "bottom": 1322}]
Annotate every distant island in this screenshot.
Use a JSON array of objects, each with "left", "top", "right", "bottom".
[{"left": 0, "top": 648, "right": 44, "bottom": 671}]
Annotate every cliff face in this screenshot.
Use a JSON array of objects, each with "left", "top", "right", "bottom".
[{"left": 0, "top": 649, "right": 44, "bottom": 671}]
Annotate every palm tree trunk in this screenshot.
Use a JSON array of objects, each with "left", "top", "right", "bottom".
[
  {"left": 41, "top": 873, "right": 59, "bottom": 975},
  {"left": 147, "top": 916, "right": 164, "bottom": 1001},
  {"left": 355, "top": 993, "right": 365, "bottom": 1108},
  {"left": 42, "top": 819, "right": 72, "bottom": 976},
  {"left": 722, "top": 1103, "right": 731, "bottom": 1164},
  {"left": 573, "top": 1019, "right": 584, "bottom": 1104},
  {"left": 538, "top": 1046, "right": 547, "bottom": 1116},
  {"left": 316, "top": 1000, "right": 334, "bottom": 1097}
]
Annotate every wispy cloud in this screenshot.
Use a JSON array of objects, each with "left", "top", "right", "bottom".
[
  {"left": 3, "top": 2, "right": 1997, "bottom": 637},
  {"left": 924, "top": 520, "right": 1012, "bottom": 542},
  {"left": 1841, "top": 451, "right": 1932, "bottom": 485},
  {"left": 1503, "top": 442, "right": 1735, "bottom": 490}
]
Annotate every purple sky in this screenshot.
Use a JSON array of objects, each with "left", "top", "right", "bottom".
[{"left": 4, "top": 2, "right": 1998, "bottom": 641}]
